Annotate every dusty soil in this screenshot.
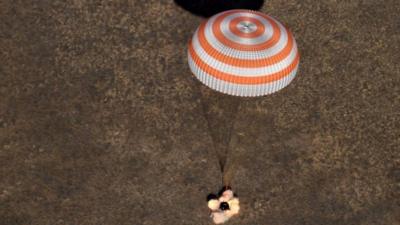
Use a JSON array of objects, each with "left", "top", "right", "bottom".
[{"left": 1, "top": 1, "right": 399, "bottom": 225}]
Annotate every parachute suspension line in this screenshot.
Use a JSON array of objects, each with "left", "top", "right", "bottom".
[
  {"left": 199, "top": 95, "right": 225, "bottom": 175},
  {"left": 220, "top": 103, "right": 239, "bottom": 186},
  {"left": 197, "top": 89, "right": 240, "bottom": 186}
]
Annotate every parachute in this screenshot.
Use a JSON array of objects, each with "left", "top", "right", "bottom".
[{"left": 188, "top": 9, "right": 300, "bottom": 97}]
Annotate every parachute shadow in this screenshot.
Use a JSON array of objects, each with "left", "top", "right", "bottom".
[{"left": 174, "top": 0, "right": 265, "bottom": 17}]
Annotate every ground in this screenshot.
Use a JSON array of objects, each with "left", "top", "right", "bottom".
[{"left": 0, "top": 1, "right": 399, "bottom": 225}]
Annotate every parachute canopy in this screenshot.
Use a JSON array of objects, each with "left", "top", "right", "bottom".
[{"left": 188, "top": 10, "right": 300, "bottom": 97}]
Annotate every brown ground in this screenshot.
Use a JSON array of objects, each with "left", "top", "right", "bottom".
[{"left": 1, "top": 1, "right": 399, "bottom": 225}]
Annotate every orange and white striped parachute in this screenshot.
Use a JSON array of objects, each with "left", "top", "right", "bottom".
[{"left": 188, "top": 10, "right": 300, "bottom": 97}]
